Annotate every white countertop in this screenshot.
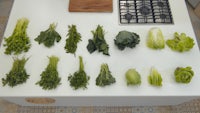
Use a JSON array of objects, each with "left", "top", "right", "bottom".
[{"left": 0, "top": 0, "right": 200, "bottom": 97}]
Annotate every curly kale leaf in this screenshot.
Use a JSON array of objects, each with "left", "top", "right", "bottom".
[
  {"left": 96, "top": 64, "right": 116, "bottom": 87},
  {"left": 87, "top": 25, "right": 110, "bottom": 56},
  {"left": 2, "top": 57, "right": 30, "bottom": 87},
  {"left": 68, "top": 56, "right": 90, "bottom": 90},
  {"left": 36, "top": 56, "right": 61, "bottom": 90},
  {"left": 174, "top": 66, "right": 194, "bottom": 83},
  {"left": 35, "top": 23, "right": 61, "bottom": 48},
  {"left": 4, "top": 18, "right": 31, "bottom": 55},
  {"left": 114, "top": 30, "right": 140, "bottom": 50},
  {"left": 65, "top": 25, "right": 82, "bottom": 54}
]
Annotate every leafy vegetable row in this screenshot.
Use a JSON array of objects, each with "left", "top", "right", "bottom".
[
  {"left": 3, "top": 18, "right": 195, "bottom": 56},
  {"left": 2, "top": 56, "right": 194, "bottom": 90}
]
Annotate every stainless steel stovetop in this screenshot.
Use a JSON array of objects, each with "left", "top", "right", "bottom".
[{"left": 119, "top": 0, "right": 174, "bottom": 24}]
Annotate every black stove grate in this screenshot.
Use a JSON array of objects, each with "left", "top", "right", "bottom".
[{"left": 119, "top": 0, "right": 174, "bottom": 24}]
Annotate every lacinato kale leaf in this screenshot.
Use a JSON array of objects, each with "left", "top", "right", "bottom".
[
  {"left": 68, "top": 56, "right": 90, "bottom": 90},
  {"left": 65, "top": 25, "right": 81, "bottom": 54},
  {"left": 35, "top": 23, "right": 61, "bottom": 48},
  {"left": 36, "top": 56, "right": 61, "bottom": 90},
  {"left": 3, "top": 18, "right": 31, "bottom": 55},
  {"left": 87, "top": 25, "right": 110, "bottom": 56},
  {"left": 96, "top": 63, "right": 116, "bottom": 87},
  {"left": 2, "top": 57, "right": 30, "bottom": 87},
  {"left": 114, "top": 30, "right": 140, "bottom": 50}
]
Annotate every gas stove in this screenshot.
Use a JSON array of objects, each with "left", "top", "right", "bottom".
[{"left": 119, "top": 0, "right": 174, "bottom": 24}]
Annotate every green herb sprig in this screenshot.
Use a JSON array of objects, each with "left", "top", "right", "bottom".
[
  {"left": 36, "top": 56, "right": 61, "bottom": 90},
  {"left": 64, "top": 25, "right": 82, "bottom": 55},
  {"left": 4, "top": 18, "right": 31, "bottom": 55},
  {"left": 2, "top": 57, "right": 30, "bottom": 87},
  {"left": 35, "top": 23, "right": 61, "bottom": 48},
  {"left": 68, "top": 56, "right": 90, "bottom": 90}
]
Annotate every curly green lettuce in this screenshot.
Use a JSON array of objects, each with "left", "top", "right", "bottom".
[
  {"left": 166, "top": 32, "right": 194, "bottom": 52},
  {"left": 174, "top": 66, "right": 194, "bottom": 83}
]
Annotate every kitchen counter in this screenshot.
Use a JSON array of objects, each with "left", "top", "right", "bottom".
[{"left": 0, "top": 0, "right": 200, "bottom": 106}]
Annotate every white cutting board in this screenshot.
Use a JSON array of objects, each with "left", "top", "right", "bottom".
[{"left": 0, "top": 0, "right": 200, "bottom": 106}]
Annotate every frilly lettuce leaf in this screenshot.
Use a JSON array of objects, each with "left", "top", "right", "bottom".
[{"left": 174, "top": 66, "right": 194, "bottom": 84}]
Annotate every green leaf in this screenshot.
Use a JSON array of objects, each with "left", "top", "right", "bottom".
[
  {"left": 174, "top": 66, "right": 194, "bottom": 83},
  {"left": 148, "top": 67, "right": 162, "bottom": 86},
  {"left": 68, "top": 56, "right": 90, "bottom": 90},
  {"left": 125, "top": 69, "right": 141, "bottom": 86},
  {"left": 64, "top": 25, "right": 82, "bottom": 54},
  {"left": 166, "top": 32, "right": 195, "bottom": 52},
  {"left": 96, "top": 63, "right": 116, "bottom": 87},
  {"left": 4, "top": 18, "right": 31, "bottom": 55},
  {"left": 147, "top": 27, "right": 165, "bottom": 49}
]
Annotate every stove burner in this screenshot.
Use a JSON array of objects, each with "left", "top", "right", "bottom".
[
  {"left": 157, "top": 2, "right": 164, "bottom": 7},
  {"left": 160, "top": 14, "right": 166, "bottom": 19},
  {"left": 124, "top": 13, "right": 133, "bottom": 22},
  {"left": 119, "top": 0, "right": 173, "bottom": 24},
  {"left": 139, "top": 6, "right": 151, "bottom": 15}
]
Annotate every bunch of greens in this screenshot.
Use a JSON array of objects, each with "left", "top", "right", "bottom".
[
  {"left": 125, "top": 69, "right": 141, "bottom": 86},
  {"left": 174, "top": 66, "right": 194, "bottom": 83},
  {"left": 87, "top": 25, "right": 110, "bottom": 56},
  {"left": 96, "top": 63, "right": 116, "bottom": 87},
  {"left": 114, "top": 30, "right": 140, "bottom": 50},
  {"left": 35, "top": 23, "right": 61, "bottom": 48},
  {"left": 166, "top": 32, "right": 194, "bottom": 52},
  {"left": 4, "top": 18, "right": 31, "bottom": 55},
  {"left": 68, "top": 56, "right": 90, "bottom": 90},
  {"left": 148, "top": 67, "right": 162, "bottom": 86},
  {"left": 64, "top": 25, "right": 81, "bottom": 54},
  {"left": 147, "top": 27, "right": 165, "bottom": 49},
  {"left": 36, "top": 56, "right": 61, "bottom": 90},
  {"left": 2, "top": 57, "right": 30, "bottom": 87}
]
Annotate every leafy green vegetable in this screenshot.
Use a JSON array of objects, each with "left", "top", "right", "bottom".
[
  {"left": 125, "top": 69, "right": 141, "bottom": 86},
  {"left": 35, "top": 23, "right": 61, "bottom": 48},
  {"left": 147, "top": 27, "right": 165, "bottom": 49},
  {"left": 87, "top": 25, "right": 110, "bottom": 56},
  {"left": 174, "top": 66, "right": 194, "bottom": 83},
  {"left": 148, "top": 67, "right": 162, "bottom": 86},
  {"left": 3, "top": 18, "right": 31, "bottom": 55},
  {"left": 64, "top": 25, "right": 81, "bottom": 54},
  {"left": 2, "top": 57, "right": 30, "bottom": 87},
  {"left": 96, "top": 63, "right": 116, "bottom": 87},
  {"left": 36, "top": 56, "right": 61, "bottom": 90},
  {"left": 166, "top": 32, "right": 194, "bottom": 52},
  {"left": 68, "top": 56, "right": 90, "bottom": 90},
  {"left": 114, "top": 30, "right": 140, "bottom": 50}
]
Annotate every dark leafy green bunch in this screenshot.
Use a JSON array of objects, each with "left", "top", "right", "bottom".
[
  {"left": 68, "top": 56, "right": 90, "bottom": 90},
  {"left": 36, "top": 56, "right": 61, "bottom": 90},
  {"left": 64, "top": 25, "right": 82, "bottom": 54},
  {"left": 114, "top": 30, "right": 140, "bottom": 50},
  {"left": 35, "top": 23, "right": 61, "bottom": 48},
  {"left": 87, "top": 25, "right": 110, "bottom": 56},
  {"left": 174, "top": 66, "right": 194, "bottom": 84},
  {"left": 96, "top": 63, "right": 116, "bottom": 87},
  {"left": 2, "top": 57, "right": 30, "bottom": 87},
  {"left": 4, "top": 18, "right": 31, "bottom": 55}
]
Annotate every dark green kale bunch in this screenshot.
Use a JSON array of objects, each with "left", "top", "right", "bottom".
[
  {"left": 68, "top": 56, "right": 90, "bottom": 90},
  {"left": 114, "top": 30, "right": 140, "bottom": 50},
  {"left": 96, "top": 63, "right": 116, "bottom": 87},
  {"left": 2, "top": 57, "right": 30, "bottom": 87},
  {"left": 87, "top": 25, "right": 110, "bottom": 56},
  {"left": 35, "top": 23, "right": 61, "bottom": 48}
]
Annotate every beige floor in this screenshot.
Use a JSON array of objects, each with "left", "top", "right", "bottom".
[{"left": 0, "top": 0, "right": 200, "bottom": 113}]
